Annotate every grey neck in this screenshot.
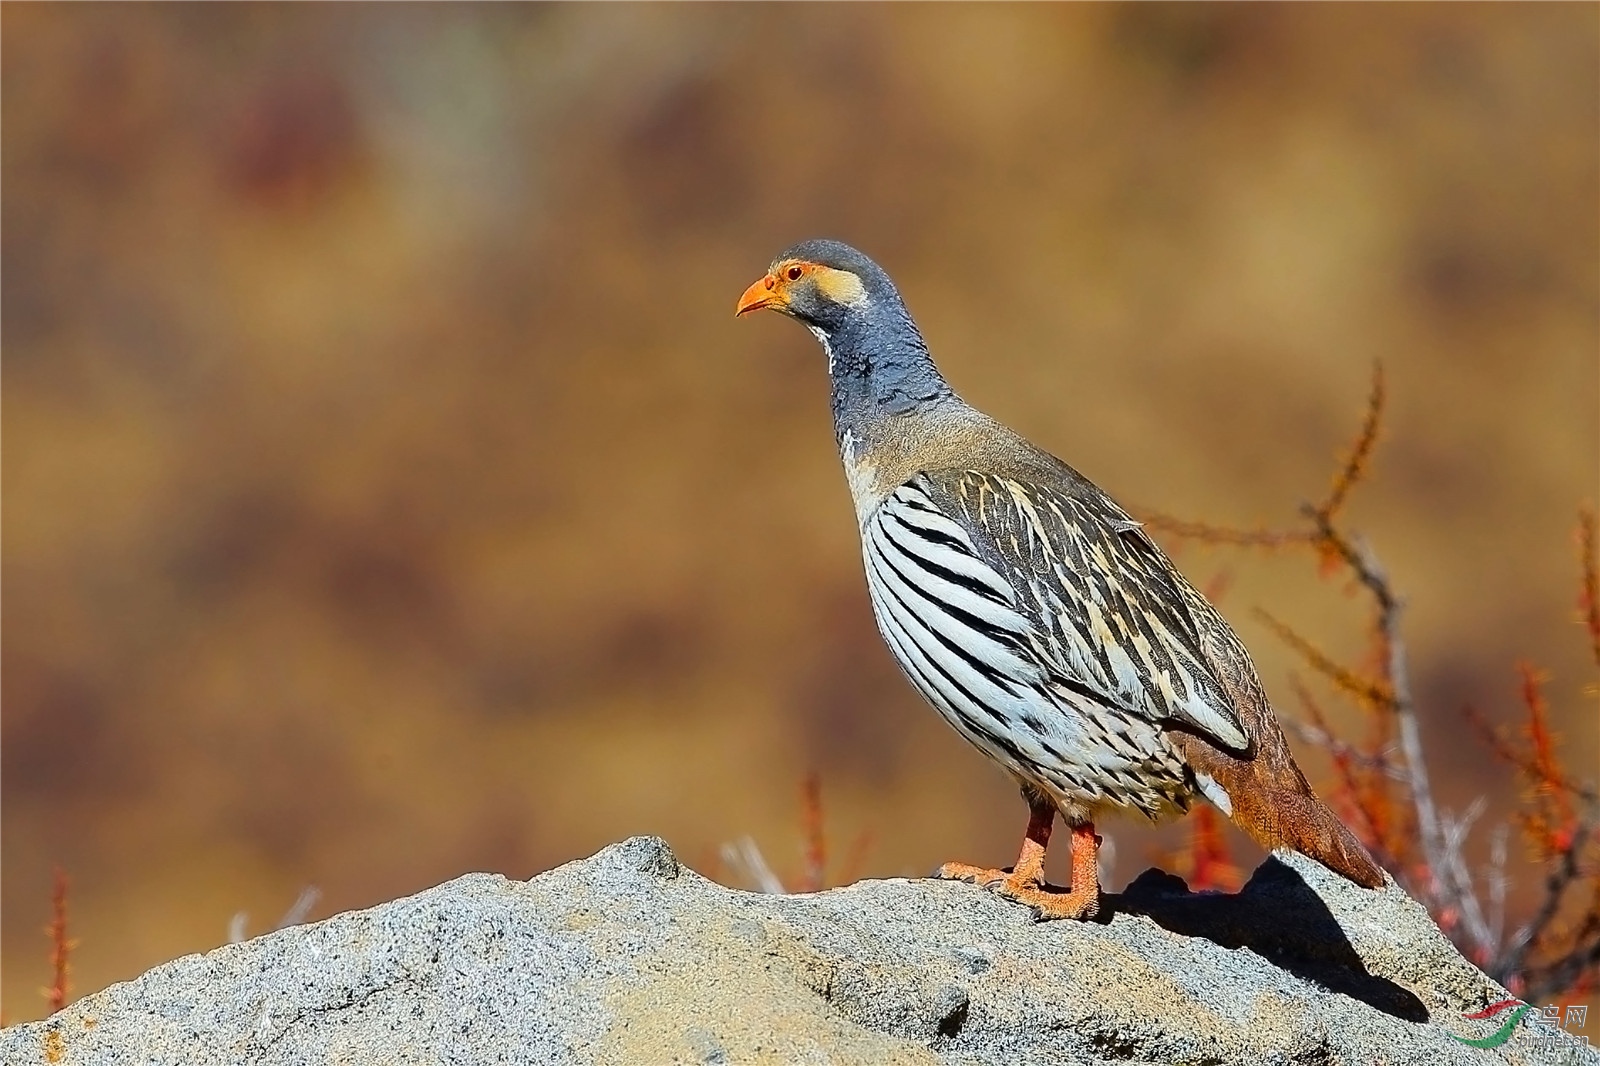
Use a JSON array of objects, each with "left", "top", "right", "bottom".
[{"left": 822, "top": 308, "right": 956, "bottom": 448}]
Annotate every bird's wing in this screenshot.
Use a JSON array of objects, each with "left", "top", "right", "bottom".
[{"left": 874, "top": 468, "right": 1249, "bottom": 752}]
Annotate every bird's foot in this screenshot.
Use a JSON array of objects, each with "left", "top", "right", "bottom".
[
  {"left": 934, "top": 860, "right": 1012, "bottom": 889},
  {"left": 935, "top": 861, "right": 1100, "bottom": 921}
]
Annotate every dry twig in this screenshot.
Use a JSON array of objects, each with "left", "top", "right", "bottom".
[
  {"left": 1136, "top": 513, "right": 1310, "bottom": 549},
  {"left": 44, "top": 867, "right": 73, "bottom": 1014},
  {"left": 1149, "top": 364, "right": 1600, "bottom": 991},
  {"left": 799, "top": 772, "right": 827, "bottom": 893},
  {"left": 1578, "top": 507, "right": 1600, "bottom": 669}
]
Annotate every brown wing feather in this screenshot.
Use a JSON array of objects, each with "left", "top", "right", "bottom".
[
  {"left": 924, "top": 463, "right": 1386, "bottom": 889},
  {"left": 1157, "top": 548, "right": 1388, "bottom": 888},
  {"left": 919, "top": 469, "right": 1251, "bottom": 754}
]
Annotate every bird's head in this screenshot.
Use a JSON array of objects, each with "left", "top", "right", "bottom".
[
  {"left": 736, "top": 239, "right": 945, "bottom": 418},
  {"left": 735, "top": 239, "right": 900, "bottom": 337}
]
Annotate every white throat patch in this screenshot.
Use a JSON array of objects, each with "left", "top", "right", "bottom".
[{"left": 807, "top": 325, "right": 835, "bottom": 374}]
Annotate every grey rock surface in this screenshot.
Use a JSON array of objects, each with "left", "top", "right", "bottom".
[{"left": 4, "top": 836, "right": 1594, "bottom": 1065}]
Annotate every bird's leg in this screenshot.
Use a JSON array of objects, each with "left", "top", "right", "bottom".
[
  {"left": 936, "top": 794, "right": 1053, "bottom": 888},
  {"left": 1060, "top": 822, "right": 1103, "bottom": 919},
  {"left": 936, "top": 794, "right": 1102, "bottom": 920}
]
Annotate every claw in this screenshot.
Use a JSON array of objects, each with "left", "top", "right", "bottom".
[
  {"left": 935, "top": 858, "right": 1099, "bottom": 921},
  {"left": 936, "top": 862, "right": 1024, "bottom": 892},
  {"left": 934, "top": 809, "right": 1104, "bottom": 922}
]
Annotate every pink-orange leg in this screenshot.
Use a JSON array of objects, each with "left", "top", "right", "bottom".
[{"left": 937, "top": 796, "right": 1102, "bottom": 920}]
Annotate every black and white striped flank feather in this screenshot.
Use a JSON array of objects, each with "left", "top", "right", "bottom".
[{"left": 861, "top": 468, "right": 1248, "bottom": 821}]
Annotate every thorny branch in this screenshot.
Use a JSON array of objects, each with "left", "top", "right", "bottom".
[
  {"left": 1302, "top": 506, "right": 1499, "bottom": 953},
  {"left": 1255, "top": 607, "right": 1394, "bottom": 711},
  {"left": 1137, "top": 514, "right": 1311, "bottom": 549},
  {"left": 800, "top": 772, "right": 827, "bottom": 893},
  {"left": 1315, "top": 362, "right": 1384, "bottom": 523},
  {"left": 1148, "top": 362, "right": 1599, "bottom": 996},
  {"left": 45, "top": 867, "right": 72, "bottom": 1014},
  {"left": 1579, "top": 508, "right": 1600, "bottom": 669},
  {"left": 1286, "top": 676, "right": 1405, "bottom": 870},
  {"left": 1279, "top": 710, "right": 1405, "bottom": 782},
  {"left": 1499, "top": 819, "right": 1594, "bottom": 987}
]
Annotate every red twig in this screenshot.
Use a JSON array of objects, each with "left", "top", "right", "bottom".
[
  {"left": 1290, "top": 678, "right": 1402, "bottom": 865},
  {"left": 799, "top": 772, "right": 826, "bottom": 893},
  {"left": 1516, "top": 664, "right": 1577, "bottom": 857},
  {"left": 1139, "top": 367, "right": 1600, "bottom": 995},
  {"left": 1578, "top": 507, "right": 1600, "bottom": 670},
  {"left": 1255, "top": 608, "right": 1394, "bottom": 711},
  {"left": 1201, "top": 568, "right": 1234, "bottom": 605},
  {"left": 836, "top": 829, "right": 875, "bottom": 887},
  {"left": 1185, "top": 806, "right": 1242, "bottom": 892},
  {"left": 1464, "top": 694, "right": 1596, "bottom": 813},
  {"left": 44, "top": 866, "right": 72, "bottom": 1014},
  {"left": 1137, "top": 513, "right": 1310, "bottom": 549},
  {"left": 1317, "top": 362, "right": 1384, "bottom": 523}
]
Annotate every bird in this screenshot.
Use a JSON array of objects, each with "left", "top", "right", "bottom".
[{"left": 736, "top": 239, "right": 1386, "bottom": 920}]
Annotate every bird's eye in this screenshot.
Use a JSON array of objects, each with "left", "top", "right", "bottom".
[{"left": 786, "top": 265, "right": 804, "bottom": 281}]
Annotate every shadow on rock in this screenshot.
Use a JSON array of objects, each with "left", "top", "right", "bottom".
[{"left": 1111, "top": 857, "right": 1428, "bottom": 1023}]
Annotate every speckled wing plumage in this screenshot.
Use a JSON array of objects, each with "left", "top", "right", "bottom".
[
  {"left": 862, "top": 466, "right": 1245, "bottom": 819},
  {"left": 939, "top": 470, "right": 1249, "bottom": 746},
  {"left": 862, "top": 462, "right": 1385, "bottom": 888}
]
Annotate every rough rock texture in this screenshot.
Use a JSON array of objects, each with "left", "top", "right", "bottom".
[{"left": 5, "top": 837, "right": 1594, "bottom": 1065}]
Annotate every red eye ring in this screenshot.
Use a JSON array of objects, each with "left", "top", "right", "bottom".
[{"left": 786, "top": 265, "right": 804, "bottom": 281}]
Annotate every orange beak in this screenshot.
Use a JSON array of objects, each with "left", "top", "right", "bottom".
[{"left": 736, "top": 273, "right": 783, "bottom": 316}]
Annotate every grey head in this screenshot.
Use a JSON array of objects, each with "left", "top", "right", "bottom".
[{"left": 736, "top": 239, "right": 957, "bottom": 438}]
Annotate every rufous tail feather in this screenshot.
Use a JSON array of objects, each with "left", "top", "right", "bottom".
[
  {"left": 1174, "top": 727, "right": 1387, "bottom": 890},
  {"left": 1227, "top": 779, "right": 1386, "bottom": 889}
]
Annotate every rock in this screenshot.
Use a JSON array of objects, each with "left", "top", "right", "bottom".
[{"left": 4, "top": 836, "right": 1593, "bottom": 1065}]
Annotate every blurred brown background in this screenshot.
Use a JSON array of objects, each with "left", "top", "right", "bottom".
[{"left": 4, "top": 4, "right": 1596, "bottom": 1018}]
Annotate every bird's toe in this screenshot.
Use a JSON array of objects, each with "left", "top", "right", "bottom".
[
  {"left": 934, "top": 861, "right": 1009, "bottom": 889},
  {"left": 993, "top": 877, "right": 1100, "bottom": 922}
]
